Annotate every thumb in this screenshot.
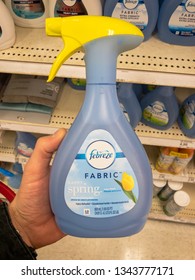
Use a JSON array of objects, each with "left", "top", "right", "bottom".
[{"left": 25, "top": 128, "right": 66, "bottom": 174}]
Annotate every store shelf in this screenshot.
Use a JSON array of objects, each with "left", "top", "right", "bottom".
[
  {"left": 0, "top": 83, "right": 194, "bottom": 148},
  {"left": 0, "top": 27, "right": 195, "bottom": 88},
  {"left": 136, "top": 124, "right": 195, "bottom": 149},
  {"left": 0, "top": 82, "right": 84, "bottom": 134},
  {"left": 1, "top": 130, "right": 195, "bottom": 181},
  {"left": 0, "top": 131, "right": 16, "bottom": 163},
  {"left": 16, "top": 143, "right": 195, "bottom": 183}
]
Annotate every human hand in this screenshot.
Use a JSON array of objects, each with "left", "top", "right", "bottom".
[{"left": 8, "top": 128, "right": 67, "bottom": 249}]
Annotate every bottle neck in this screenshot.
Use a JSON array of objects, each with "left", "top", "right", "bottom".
[
  {"left": 84, "top": 37, "right": 118, "bottom": 84},
  {"left": 84, "top": 35, "right": 143, "bottom": 84},
  {"left": 81, "top": 84, "right": 122, "bottom": 122}
]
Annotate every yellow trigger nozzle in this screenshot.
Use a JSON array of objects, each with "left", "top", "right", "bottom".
[{"left": 46, "top": 16, "right": 143, "bottom": 82}]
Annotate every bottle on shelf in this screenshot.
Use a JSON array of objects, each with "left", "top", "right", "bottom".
[
  {"left": 67, "top": 78, "right": 86, "bottom": 91},
  {"left": 15, "top": 131, "right": 37, "bottom": 157},
  {"left": 155, "top": 146, "right": 179, "bottom": 173},
  {"left": 153, "top": 179, "right": 167, "bottom": 197},
  {"left": 0, "top": 0, "right": 16, "bottom": 50},
  {"left": 140, "top": 86, "right": 179, "bottom": 130},
  {"left": 103, "top": 0, "right": 159, "bottom": 41},
  {"left": 49, "top": 0, "right": 102, "bottom": 17},
  {"left": 177, "top": 94, "right": 195, "bottom": 138},
  {"left": 157, "top": 0, "right": 195, "bottom": 46},
  {"left": 163, "top": 190, "right": 190, "bottom": 216},
  {"left": 5, "top": 0, "right": 49, "bottom": 28},
  {"left": 117, "top": 82, "right": 142, "bottom": 129},
  {"left": 158, "top": 180, "right": 183, "bottom": 201},
  {"left": 169, "top": 148, "right": 194, "bottom": 174}
]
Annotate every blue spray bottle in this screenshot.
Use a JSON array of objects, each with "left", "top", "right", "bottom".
[
  {"left": 46, "top": 16, "right": 153, "bottom": 238},
  {"left": 177, "top": 94, "right": 195, "bottom": 138},
  {"left": 158, "top": 0, "right": 195, "bottom": 46},
  {"left": 104, "top": 0, "right": 159, "bottom": 41},
  {"left": 117, "top": 82, "right": 142, "bottom": 128}
]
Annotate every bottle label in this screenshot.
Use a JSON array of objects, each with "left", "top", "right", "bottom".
[
  {"left": 70, "top": 78, "right": 86, "bottom": 88},
  {"left": 64, "top": 129, "right": 139, "bottom": 218},
  {"left": 164, "top": 198, "right": 183, "bottom": 216},
  {"left": 112, "top": 0, "right": 148, "bottom": 31},
  {"left": 170, "top": 156, "right": 192, "bottom": 174},
  {"left": 158, "top": 186, "right": 174, "bottom": 201},
  {"left": 143, "top": 101, "right": 169, "bottom": 126},
  {"left": 156, "top": 153, "right": 176, "bottom": 172},
  {"left": 169, "top": 0, "right": 195, "bottom": 37},
  {"left": 11, "top": 0, "right": 45, "bottom": 19},
  {"left": 54, "top": 0, "right": 88, "bottom": 17},
  {"left": 180, "top": 100, "right": 195, "bottom": 129}
]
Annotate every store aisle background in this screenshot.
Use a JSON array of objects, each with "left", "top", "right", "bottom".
[{"left": 37, "top": 219, "right": 195, "bottom": 260}]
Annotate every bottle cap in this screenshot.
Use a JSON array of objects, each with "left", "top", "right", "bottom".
[
  {"left": 153, "top": 179, "right": 167, "bottom": 188},
  {"left": 167, "top": 181, "right": 183, "bottom": 191},
  {"left": 174, "top": 191, "right": 190, "bottom": 207}
]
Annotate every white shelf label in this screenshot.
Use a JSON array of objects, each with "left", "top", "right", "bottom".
[
  {"left": 179, "top": 140, "right": 194, "bottom": 148},
  {"left": 188, "top": 177, "right": 195, "bottom": 183}
]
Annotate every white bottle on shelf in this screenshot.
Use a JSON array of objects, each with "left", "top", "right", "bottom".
[
  {"left": 0, "top": 0, "right": 16, "bottom": 50},
  {"left": 4, "top": 0, "right": 49, "bottom": 28}
]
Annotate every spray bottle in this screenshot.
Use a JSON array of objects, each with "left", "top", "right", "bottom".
[
  {"left": 46, "top": 16, "right": 153, "bottom": 237},
  {"left": 140, "top": 86, "right": 179, "bottom": 130},
  {"left": 117, "top": 82, "right": 142, "bottom": 129},
  {"left": 104, "top": 0, "right": 159, "bottom": 41},
  {"left": 5, "top": 0, "right": 49, "bottom": 28},
  {"left": 157, "top": 0, "right": 195, "bottom": 46},
  {"left": 0, "top": 0, "right": 16, "bottom": 50}
]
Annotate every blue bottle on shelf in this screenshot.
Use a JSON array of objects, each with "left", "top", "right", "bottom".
[
  {"left": 117, "top": 82, "right": 142, "bottom": 128},
  {"left": 132, "top": 83, "right": 143, "bottom": 101},
  {"left": 15, "top": 131, "right": 37, "bottom": 157},
  {"left": 158, "top": 0, "right": 195, "bottom": 46},
  {"left": 46, "top": 16, "right": 153, "bottom": 238},
  {"left": 140, "top": 86, "right": 179, "bottom": 130},
  {"left": 67, "top": 78, "right": 86, "bottom": 91},
  {"left": 177, "top": 94, "right": 195, "bottom": 138},
  {"left": 159, "top": 0, "right": 164, "bottom": 7},
  {"left": 103, "top": 0, "right": 159, "bottom": 41}
]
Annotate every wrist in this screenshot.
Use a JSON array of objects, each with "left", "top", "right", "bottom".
[
  {"left": 0, "top": 201, "right": 37, "bottom": 260},
  {"left": 8, "top": 202, "right": 33, "bottom": 248}
]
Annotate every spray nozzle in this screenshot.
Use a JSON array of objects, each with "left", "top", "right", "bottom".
[{"left": 46, "top": 16, "right": 144, "bottom": 82}]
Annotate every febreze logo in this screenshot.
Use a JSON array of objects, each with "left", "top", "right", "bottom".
[
  {"left": 86, "top": 140, "right": 116, "bottom": 169},
  {"left": 186, "top": 0, "right": 195, "bottom": 12},
  {"left": 63, "top": 0, "right": 76, "bottom": 7},
  {"left": 123, "top": 0, "right": 139, "bottom": 10}
]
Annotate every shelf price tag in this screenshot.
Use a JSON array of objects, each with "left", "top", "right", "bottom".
[
  {"left": 16, "top": 155, "right": 28, "bottom": 164},
  {"left": 158, "top": 173, "right": 166, "bottom": 180},
  {"left": 188, "top": 177, "right": 195, "bottom": 183},
  {"left": 179, "top": 140, "right": 194, "bottom": 149}
]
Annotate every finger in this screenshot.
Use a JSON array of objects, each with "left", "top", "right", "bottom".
[{"left": 25, "top": 128, "right": 66, "bottom": 174}]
